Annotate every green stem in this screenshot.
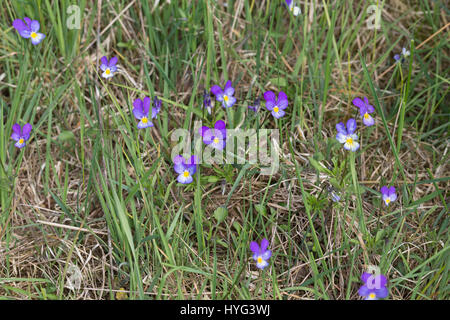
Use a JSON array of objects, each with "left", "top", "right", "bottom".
[{"left": 349, "top": 152, "right": 367, "bottom": 235}]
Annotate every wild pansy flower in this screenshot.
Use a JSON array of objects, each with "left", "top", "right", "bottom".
[
  {"left": 248, "top": 97, "right": 260, "bottom": 113},
  {"left": 202, "top": 89, "right": 213, "bottom": 115},
  {"left": 11, "top": 123, "right": 32, "bottom": 148},
  {"left": 394, "top": 47, "right": 410, "bottom": 63},
  {"left": 358, "top": 272, "right": 389, "bottom": 300},
  {"left": 380, "top": 186, "right": 397, "bottom": 206},
  {"left": 199, "top": 120, "right": 227, "bottom": 150},
  {"left": 263, "top": 91, "right": 288, "bottom": 119},
  {"left": 249, "top": 238, "right": 272, "bottom": 270},
  {"left": 173, "top": 155, "right": 198, "bottom": 184},
  {"left": 327, "top": 186, "right": 341, "bottom": 203},
  {"left": 132, "top": 97, "right": 159, "bottom": 129},
  {"left": 153, "top": 96, "right": 162, "bottom": 114},
  {"left": 100, "top": 56, "right": 118, "bottom": 79},
  {"left": 285, "top": 0, "right": 301, "bottom": 16},
  {"left": 12, "top": 17, "right": 46, "bottom": 45},
  {"left": 211, "top": 80, "right": 236, "bottom": 108},
  {"left": 352, "top": 96, "right": 375, "bottom": 126},
  {"left": 336, "top": 119, "right": 359, "bottom": 152}
]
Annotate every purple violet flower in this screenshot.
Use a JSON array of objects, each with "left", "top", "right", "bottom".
[
  {"left": 132, "top": 97, "right": 159, "bottom": 129},
  {"left": 173, "top": 155, "right": 198, "bottom": 184},
  {"left": 211, "top": 80, "right": 236, "bottom": 108},
  {"left": 263, "top": 91, "right": 288, "bottom": 119},
  {"left": 11, "top": 123, "right": 32, "bottom": 148},
  {"left": 249, "top": 238, "right": 272, "bottom": 270},
  {"left": 358, "top": 272, "right": 389, "bottom": 300},
  {"left": 394, "top": 47, "right": 410, "bottom": 63},
  {"left": 248, "top": 97, "right": 260, "bottom": 112},
  {"left": 199, "top": 120, "right": 227, "bottom": 150},
  {"left": 100, "top": 56, "right": 118, "bottom": 79},
  {"left": 352, "top": 96, "right": 375, "bottom": 126},
  {"left": 12, "top": 17, "right": 46, "bottom": 45},
  {"left": 203, "top": 90, "right": 213, "bottom": 115},
  {"left": 380, "top": 186, "right": 397, "bottom": 206},
  {"left": 153, "top": 96, "right": 162, "bottom": 114},
  {"left": 336, "top": 119, "right": 359, "bottom": 152},
  {"left": 285, "top": 0, "right": 301, "bottom": 16}
]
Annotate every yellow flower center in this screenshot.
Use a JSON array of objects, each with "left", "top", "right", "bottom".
[
  {"left": 369, "top": 293, "right": 376, "bottom": 299},
  {"left": 385, "top": 198, "right": 390, "bottom": 204},
  {"left": 142, "top": 117, "right": 148, "bottom": 124},
  {"left": 105, "top": 68, "right": 111, "bottom": 75},
  {"left": 257, "top": 257, "right": 263, "bottom": 264},
  {"left": 31, "top": 32, "right": 37, "bottom": 39},
  {"left": 213, "top": 137, "right": 219, "bottom": 144},
  {"left": 19, "top": 138, "right": 24, "bottom": 144},
  {"left": 274, "top": 106, "right": 279, "bottom": 113},
  {"left": 224, "top": 95, "right": 229, "bottom": 102},
  {"left": 346, "top": 137, "right": 353, "bottom": 145},
  {"left": 183, "top": 171, "right": 190, "bottom": 178},
  {"left": 364, "top": 113, "right": 370, "bottom": 119}
]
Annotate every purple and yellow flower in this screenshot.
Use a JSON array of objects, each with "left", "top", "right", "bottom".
[
  {"left": 211, "top": 80, "right": 236, "bottom": 108},
  {"left": 173, "top": 155, "right": 198, "bottom": 184},
  {"left": 358, "top": 272, "right": 389, "bottom": 300},
  {"left": 250, "top": 238, "right": 272, "bottom": 270},
  {"left": 132, "top": 97, "right": 159, "bottom": 129},
  {"left": 100, "top": 56, "right": 118, "bottom": 79},
  {"left": 394, "top": 47, "right": 410, "bottom": 63},
  {"left": 336, "top": 119, "right": 359, "bottom": 152},
  {"left": 352, "top": 96, "right": 375, "bottom": 126},
  {"left": 11, "top": 123, "right": 32, "bottom": 148},
  {"left": 248, "top": 97, "right": 260, "bottom": 113},
  {"left": 12, "top": 17, "right": 46, "bottom": 45},
  {"left": 263, "top": 91, "right": 288, "bottom": 119},
  {"left": 199, "top": 120, "right": 227, "bottom": 150},
  {"left": 380, "top": 186, "right": 397, "bottom": 206},
  {"left": 285, "top": 0, "right": 301, "bottom": 16}
]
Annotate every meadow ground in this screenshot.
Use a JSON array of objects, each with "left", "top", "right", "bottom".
[{"left": 0, "top": 0, "right": 448, "bottom": 300}]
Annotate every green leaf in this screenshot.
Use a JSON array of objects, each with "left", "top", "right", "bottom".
[
  {"left": 213, "top": 206, "right": 228, "bottom": 224},
  {"left": 308, "top": 157, "right": 333, "bottom": 176},
  {"left": 254, "top": 204, "right": 267, "bottom": 216},
  {"left": 58, "top": 130, "right": 75, "bottom": 142},
  {"left": 269, "top": 77, "right": 287, "bottom": 87}
]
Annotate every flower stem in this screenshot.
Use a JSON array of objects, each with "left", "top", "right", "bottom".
[{"left": 349, "top": 152, "right": 367, "bottom": 235}]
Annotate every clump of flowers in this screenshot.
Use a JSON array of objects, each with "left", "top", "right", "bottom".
[
  {"left": 11, "top": 123, "right": 32, "bottom": 148},
  {"left": 336, "top": 119, "right": 359, "bottom": 151},
  {"left": 211, "top": 80, "right": 236, "bottom": 108},
  {"left": 13, "top": 17, "right": 46, "bottom": 45},
  {"left": 352, "top": 96, "right": 375, "bottom": 126},
  {"left": 394, "top": 47, "right": 410, "bottom": 63},
  {"left": 381, "top": 186, "right": 397, "bottom": 206},
  {"left": 100, "top": 56, "right": 118, "bottom": 79},
  {"left": 173, "top": 155, "right": 198, "bottom": 184},
  {"left": 358, "top": 272, "right": 389, "bottom": 300},
  {"left": 263, "top": 91, "right": 288, "bottom": 119},
  {"left": 285, "top": 0, "right": 301, "bottom": 16},
  {"left": 132, "top": 97, "right": 159, "bottom": 129},
  {"left": 248, "top": 97, "right": 260, "bottom": 113},
  {"left": 249, "top": 238, "right": 272, "bottom": 270},
  {"left": 199, "top": 120, "right": 227, "bottom": 150}
]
